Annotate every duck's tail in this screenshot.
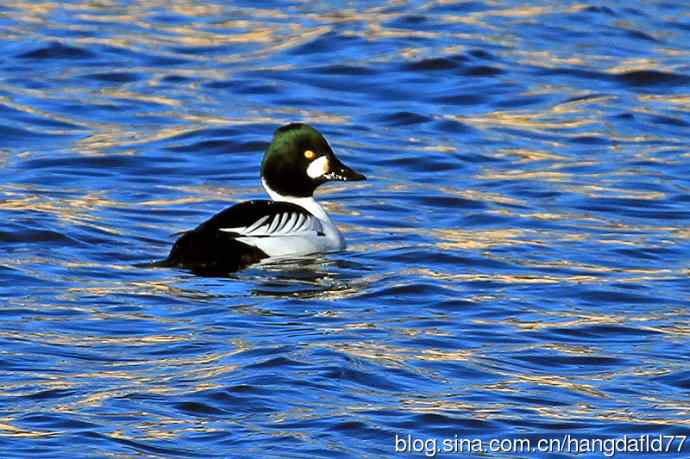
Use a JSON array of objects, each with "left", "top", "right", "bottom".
[
  {"left": 136, "top": 230, "right": 267, "bottom": 273},
  {"left": 134, "top": 258, "right": 174, "bottom": 269},
  {"left": 135, "top": 231, "right": 190, "bottom": 269}
]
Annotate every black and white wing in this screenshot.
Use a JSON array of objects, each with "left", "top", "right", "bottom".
[
  {"left": 160, "top": 200, "right": 328, "bottom": 271},
  {"left": 199, "top": 200, "right": 324, "bottom": 238}
]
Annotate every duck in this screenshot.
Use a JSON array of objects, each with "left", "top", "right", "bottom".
[{"left": 157, "top": 123, "right": 366, "bottom": 273}]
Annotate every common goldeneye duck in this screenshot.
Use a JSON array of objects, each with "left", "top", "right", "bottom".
[{"left": 159, "top": 123, "right": 366, "bottom": 273}]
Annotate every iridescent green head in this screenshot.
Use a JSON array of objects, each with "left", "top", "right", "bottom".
[{"left": 261, "top": 123, "right": 366, "bottom": 198}]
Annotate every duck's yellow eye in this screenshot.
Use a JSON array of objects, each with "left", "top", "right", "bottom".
[{"left": 304, "top": 150, "right": 315, "bottom": 159}]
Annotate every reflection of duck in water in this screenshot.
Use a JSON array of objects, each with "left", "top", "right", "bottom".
[
  {"left": 250, "top": 256, "right": 365, "bottom": 299},
  {"left": 158, "top": 123, "right": 366, "bottom": 273}
]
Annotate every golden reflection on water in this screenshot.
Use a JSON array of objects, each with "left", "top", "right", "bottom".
[
  {"left": 640, "top": 93, "right": 690, "bottom": 106},
  {"left": 515, "top": 375, "right": 606, "bottom": 399},
  {"left": 74, "top": 107, "right": 349, "bottom": 155},
  {"left": 458, "top": 110, "right": 595, "bottom": 131},
  {"left": 0, "top": 187, "right": 121, "bottom": 230},
  {"left": 62, "top": 278, "right": 214, "bottom": 302},
  {"left": 440, "top": 186, "right": 526, "bottom": 207},
  {"left": 476, "top": 308, "right": 689, "bottom": 338},
  {"left": 0, "top": 420, "right": 58, "bottom": 438},
  {"left": 478, "top": 169, "right": 571, "bottom": 182},
  {"left": 512, "top": 49, "right": 588, "bottom": 68},
  {"left": 493, "top": 147, "right": 567, "bottom": 163},
  {"left": 0, "top": 329, "right": 181, "bottom": 348},
  {"left": 397, "top": 398, "right": 498, "bottom": 418},
  {"left": 0, "top": 94, "right": 88, "bottom": 134},
  {"left": 406, "top": 267, "right": 598, "bottom": 285},
  {"left": 318, "top": 342, "right": 417, "bottom": 369},
  {"left": 3, "top": 0, "right": 360, "bottom": 157},
  {"left": 433, "top": 228, "right": 528, "bottom": 250}
]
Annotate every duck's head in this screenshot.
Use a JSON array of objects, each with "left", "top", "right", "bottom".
[{"left": 261, "top": 123, "right": 366, "bottom": 198}]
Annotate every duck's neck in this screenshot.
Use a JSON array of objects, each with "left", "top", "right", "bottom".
[{"left": 262, "top": 178, "right": 331, "bottom": 223}]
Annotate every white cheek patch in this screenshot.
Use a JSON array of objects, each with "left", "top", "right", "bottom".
[{"left": 306, "top": 156, "right": 329, "bottom": 179}]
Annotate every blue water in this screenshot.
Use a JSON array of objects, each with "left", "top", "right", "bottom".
[{"left": 1, "top": 1, "right": 690, "bottom": 458}]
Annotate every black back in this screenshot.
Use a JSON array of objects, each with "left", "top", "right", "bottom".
[{"left": 196, "top": 200, "right": 315, "bottom": 233}]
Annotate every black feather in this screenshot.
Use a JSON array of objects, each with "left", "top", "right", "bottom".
[{"left": 156, "top": 200, "right": 318, "bottom": 273}]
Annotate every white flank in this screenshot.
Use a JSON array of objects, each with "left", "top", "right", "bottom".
[{"left": 247, "top": 178, "right": 346, "bottom": 257}]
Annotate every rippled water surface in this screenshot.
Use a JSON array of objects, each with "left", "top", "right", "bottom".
[{"left": 2, "top": 1, "right": 690, "bottom": 458}]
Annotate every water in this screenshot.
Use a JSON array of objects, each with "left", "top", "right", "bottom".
[{"left": 1, "top": 1, "right": 689, "bottom": 457}]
